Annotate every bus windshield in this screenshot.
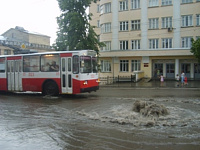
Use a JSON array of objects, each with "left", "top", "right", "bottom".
[{"left": 80, "top": 56, "right": 92, "bottom": 73}]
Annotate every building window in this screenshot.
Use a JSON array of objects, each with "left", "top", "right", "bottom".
[
  {"left": 120, "top": 60, "right": 129, "bottom": 72},
  {"left": 162, "top": 0, "right": 172, "bottom": 5},
  {"left": 162, "top": 17, "right": 172, "bottom": 28},
  {"left": 131, "top": 60, "right": 141, "bottom": 71},
  {"left": 131, "top": 0, "right": 140, "bottom": 9},
  {"left": 4, "top": 49, "right": 11, "bottom": 55},
  {"left": 182, "top": 15, "right": 193, "bottom": 27},
  {"left": 97, "top": 20, "right": 100, "bottom": 28},
  {"left": 182, "top": 0, "right": 193, "bottom": 4},
  {"left": 100, "top": 3, "right": 111, "bottom": 14},
  {"left": 162, "top": 38, "right": 173, "bottom": 48},
  {"left": 105, "top": 3, "right": 111, "bottom": 13},
  {"left": 120, "top": 41, "right": 129, "bottom": 50},
  {"left": 101, "top": 23, "right": 111, "bottom": 33},
  {"left": 101, "top": 41, "right": 111, "bottom": 51},
  {"left": 97, "top": 4, "right": 100, "bottom": 13},
  {"left": 197, "top": 14, "right": 200, "bottom": 26},
  {"left": 100, "top": 5, "right": 103, "bottom": 14},
  {"left": 149, "top": 18, "right": 159, "bottom": 29},
  {"left": 131, "top": 20, "right": 141, "bottom": 30},
  {"left": 149, "top": 0, "right": 158, "bottom": 7},
  {"left": 131, "top": 40, "right": 141, "bottom": 50},
  {"left": 149, "top": 39, "right": 159, "bottom": 49},
  {"left": 120, "top": 21, "right": 129, "bottom": 31},
  {"left": 182, "top": 37, "right": 192, "bottom": 48},
  {"left": 101, "top": 60, "right": 111, "bottom": 72},
  {"left": 119, "top": 0, "right": 128, "bottom": 11}
]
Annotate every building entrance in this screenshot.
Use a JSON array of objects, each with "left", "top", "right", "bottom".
[
  {"left": 153, "top": 63, "right": 163, "bottom": 78},
  {"left": 166, "top": 63, "right": 175, "bottom": 78},
  {"left": 181, "top": 63, "right": 190, "bottom": 78},
  {"left": 194, "top": 63, "right": 200, "bottom": 79}
]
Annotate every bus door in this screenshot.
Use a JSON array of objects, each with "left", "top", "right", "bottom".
[
  {"left": 14, "top": 60, "right": 22, "bottom": 91},
  {"left": 61, "top": 57, "right": 72, "bottom": 94},
  {"left": 7, "top": 59, "right": 22, "bottom": 91}
]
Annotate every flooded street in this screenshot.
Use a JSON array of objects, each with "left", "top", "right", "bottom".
[{"left": 0, "top": 88, "right": 200, "bottom": 150}]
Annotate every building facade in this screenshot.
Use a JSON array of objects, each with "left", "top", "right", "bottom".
[
  {"left": 89, "top": 0, "right": 200, "bottom": 80},
  {"left": 1, "top": 26, "right": 53, "bottom": 53},
  {"left": 0, "top": 36, "right": 14, "bottom": 55}
]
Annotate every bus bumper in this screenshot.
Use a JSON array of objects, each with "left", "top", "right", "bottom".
[{"left": 80, "top": 86, "right": 99, "bottom": 93}]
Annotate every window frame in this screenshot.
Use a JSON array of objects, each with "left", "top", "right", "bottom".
[
  {"left": 101, "top": 60, "right": 111, "bottom": 72},
  {"left": 105, "top": 3, "right": 111, "bottom": 13},
  {"left": 131, "top": 60, "right": 141, "bottom": 72},
  {"left": 196, "top": 14, "right": 200, "bottom": 26},
  {"left": 181, "top": 37, "right": 192, "bottom": 48},
  {"left": 119, "top": 21, "right": 129, "bottom": 31},
  {"left": 182, "top": 15, "right": 193, "bottom": 27},
  {"left": 131, "top": 40, "right": 141, "bottom": 50},
  {"left": 101, "top": 23, "right": 111, "bottom": 33},
  {"left": 131, "top": 20, "right": 141, "bottom": 30},
  {"left": 120, "top": 40, "right": 129, "bottom": 50},
  {"left": 162, "top": 38, "right": 173, "bottom": 48},
  {"left": 162, "top": 0, "right": 172, "bottom": 6},
  {"left": 149, "top": 18, "right": 159, "bottom": 29},
  {"left": 149, "top": 0, "right": 159, "bottom": 7},
  {"left": 101, "top": 41, "right": 111, "bottom": 51},
  {"left": 162, "top": 17, "right": 172, "bottom": 28},
  {"left": 149, "top": 39, "right": 159, "bottom": 49},
  {"left": 119, "top": 0, "right": 128, "bottom": 11},
  {"left": 131, "top": 0, "right": 140, "bottom": 9},
  {"left": 181, "top": 0, "right": 193, "bottom": 4},
  {"left": 120, "top": 60, "right": 129, "bottom": 72}
]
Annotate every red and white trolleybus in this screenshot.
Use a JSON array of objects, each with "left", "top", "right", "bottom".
[{"left": 0, "top": 50, "right": 99, "bottom": 95}]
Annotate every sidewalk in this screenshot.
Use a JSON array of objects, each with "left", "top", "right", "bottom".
[{"left": 100, "top": 79, "right": 200, "bottom": 89}]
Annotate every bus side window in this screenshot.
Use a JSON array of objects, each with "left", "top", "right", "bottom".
[
  {"left": 23, "top": 56, "right": 40, "bottom": 72},
  {"left": 73, "top": 55, "right": 79, "bottom": 74},
  {"left": 41, "top": 54, "right": 59, "bottom": 72},
  {"left": 0, "top": 58, "right": 5, "bottom": 73}
]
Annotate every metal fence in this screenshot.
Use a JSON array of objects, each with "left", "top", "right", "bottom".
[{"left": 99, "top": 75, "right": 136, "bottom": 85}]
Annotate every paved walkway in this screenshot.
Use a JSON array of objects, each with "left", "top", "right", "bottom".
[{"left": 100, "top": 79, "right": 200, "bottom": 89}]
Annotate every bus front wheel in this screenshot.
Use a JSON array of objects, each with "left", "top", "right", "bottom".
[{"left": 43, "top": 81, "right": 59, "bottom": 96}]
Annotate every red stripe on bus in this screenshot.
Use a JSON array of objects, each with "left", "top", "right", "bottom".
[
  {"left": 60, "top": 53, "right": 72, "bottom": 57},
  {"left": 7, "top": 56, "right": 22, "bottom": 60}
]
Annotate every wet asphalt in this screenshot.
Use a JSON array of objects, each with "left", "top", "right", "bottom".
[{"left": 0, "top": 80, "right": 200, "bottom": 150}]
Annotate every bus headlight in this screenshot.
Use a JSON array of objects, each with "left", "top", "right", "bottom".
[
  {"left": 97, "top": 79, "right": 100, "bottom": 83},
  {"left": 83, "top": 81, "right": 88, "bottom": 85}
]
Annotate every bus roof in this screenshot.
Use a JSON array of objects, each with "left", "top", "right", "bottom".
[{"left": 0, "top": 50, "right": 97, "bottom": 58}]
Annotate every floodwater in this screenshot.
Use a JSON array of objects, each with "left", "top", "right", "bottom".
[{"left": 0, "top": 88, "right": 200, "bottom": 150}]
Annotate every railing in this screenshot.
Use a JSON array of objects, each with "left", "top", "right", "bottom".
[
  {"left": 0, "top": 40, "right": 52, "bottom": 50},
  {"left": 99, "top": 75, "right": 136, "bottom": 85}
]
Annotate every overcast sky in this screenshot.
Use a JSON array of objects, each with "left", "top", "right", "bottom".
[{"left": 0, "top": 0, "right": 60, "bottom": 44}]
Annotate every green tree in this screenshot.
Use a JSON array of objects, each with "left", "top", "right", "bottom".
[
  {"left": 53, "top": 0, "right": 104, "bottom": 55},
  {"left": 191, "top": 38, "right": 200, "bottom": 63}
]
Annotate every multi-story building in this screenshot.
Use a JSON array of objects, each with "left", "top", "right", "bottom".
[
  {"left": 89, "top": 0, "right": 200, "bottom": 81},
  {"left": 0, "top": 36, "right": 14, "bottom": 55},
  {"left": 1, "top": 26, "right": 53, "bottom": 54},
  {"left": 0, "top": 45, "right": 14, "bottom": 55}
]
